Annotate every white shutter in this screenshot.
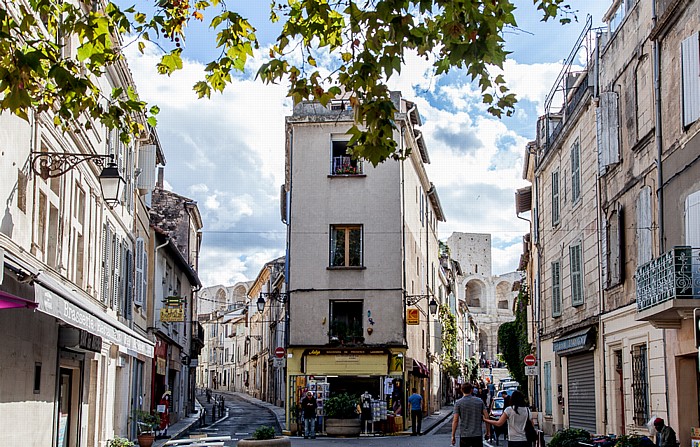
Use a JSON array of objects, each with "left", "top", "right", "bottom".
[
  {"left": 134, "top": 237, "right": 145, "bottom": 307},
  {"left": 552, "top": 171, "right": 560, "bottom": 225},
  {"left": 596, "top": 107, "right": 607, "bottom": 174},
  {"left": 142, "top": 245, "right": 148, "bottom": 312},
  {"left": 112, "top": 236, "right": 120, "bottom": 310},
  {"left": 137, "top": 144, "right": 157, "bottom": 191},
  {"left": 681, "top": 32, "right": 700, "bottom": 127},
  {"left": 552, "top": 261, "right": 561, "bottom": 317}
]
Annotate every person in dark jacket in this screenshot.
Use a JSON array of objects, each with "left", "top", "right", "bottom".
[
  {"left": 301, "top": 391, "right": 317, "bottom": 439},
  {"left": 653, "top": 418, "right": 677, "bottom": 447}
]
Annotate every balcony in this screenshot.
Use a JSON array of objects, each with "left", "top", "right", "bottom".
[
  {"left": 191, "top": 321, "right": 205, "bottom": 353},
  {"left": 635, "top": 247, "right": 700, "bottom": 328}
]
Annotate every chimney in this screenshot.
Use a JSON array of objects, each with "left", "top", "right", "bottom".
[{"left": 157, "top": 167, "right": 164, "bottom": 189}]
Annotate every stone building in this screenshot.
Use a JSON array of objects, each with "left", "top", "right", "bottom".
[
  {"left": 446, "top": 233, "right": 520, "bottom": 365},
  {"left": 284, "top": 92, "right": 445, "bottom": 432}
]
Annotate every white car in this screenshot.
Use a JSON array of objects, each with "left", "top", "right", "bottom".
[{"left": 501, "top": 380, "right": 520, "bottom": 391}]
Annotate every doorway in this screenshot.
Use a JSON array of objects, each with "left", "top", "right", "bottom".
[{"left": 57, "top": 365, "right": 81, "bottom": 447}]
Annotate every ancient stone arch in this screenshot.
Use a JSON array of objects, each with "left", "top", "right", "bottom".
[
  {"left": 465, "top": 279, "right": 485, "bottom": 309},
  {"left": 496, "top": 281, "right": 511, "bottom": 310}
]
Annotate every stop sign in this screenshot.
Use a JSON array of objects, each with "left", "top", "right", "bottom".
[
  {"left": 524, "top": 354, "right": 536, "bottom": 366},
  {"left": 275, "top": 347, "right": 286, "bottom": 359}
]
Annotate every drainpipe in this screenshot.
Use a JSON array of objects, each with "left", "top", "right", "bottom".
[{"left": 651, "top": 0, "right": 670, "bottom": 421}]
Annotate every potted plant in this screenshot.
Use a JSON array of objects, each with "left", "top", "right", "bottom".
[
  {"left": 324, "top": 393, "right": 361, "bottom": 437},
  {"left": 107, "top": 437, "right": 134, "bottom": 447},
  {"left": 237, "top": 425, "right": 291, "bottom": 446},
  {"left": 132, "top": 409, "right": 160, "bottom": 447}
]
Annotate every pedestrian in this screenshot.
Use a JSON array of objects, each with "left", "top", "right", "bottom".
[
  {"left": 206, "top": 388, "right": 212, "bottom": 403},
  {"left": 500, "top": 390, "right": 511, "bottom": 408},
  {"left": 301, "top": 391, "right": 317, "bottom": 439},
  {"left": 653, "top": 418, "right": 677, "bottom": 447},
  {"left": 451, "top": 382, "right": 490, "bottom": 447},
  {"left": 484, "top": 390, "right": 531, "bottom": 447},
  {"left": 408, "top": 387, "right": 424, "bottom": 436}
]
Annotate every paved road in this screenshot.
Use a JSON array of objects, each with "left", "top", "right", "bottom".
[{"left": 183, "top": 394, "right": 281, "bottom": 446}]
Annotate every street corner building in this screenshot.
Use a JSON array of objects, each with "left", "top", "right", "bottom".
[
  {"left": 282, "top": 92, "right": 447, "bottom": 433},
  {"left": 518, "top": 1, "right": 700, "bottom": 444}
]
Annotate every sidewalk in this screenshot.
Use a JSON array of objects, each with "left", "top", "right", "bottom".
[
  {"left": 399, "top": 405, "right": 454, "bottom": 436},
  {"left": 153, "top": 401, "right": 204, "bottom": 447},
  {"left": 215, "top": 389, "right": 286, "bottom": 431}
]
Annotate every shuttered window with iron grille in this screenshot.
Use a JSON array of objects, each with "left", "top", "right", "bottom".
[{"left": 631, "top": 344, "right": 648, "bottom": 426}]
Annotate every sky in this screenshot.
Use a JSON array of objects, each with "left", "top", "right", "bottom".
[{"left": 119, "top": 1, "right": 611, "bottom": 287}]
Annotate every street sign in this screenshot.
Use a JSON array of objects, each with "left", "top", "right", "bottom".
[
  {"left": 273, "top": 358, "right": 285, "bottom": 368},
  {"left": 525, "top": 366, "right": 538, "bottom": 376},
  {"left": 275, "top": 347, "right": 286, "bottom": 358},
  {"left": 407, "top": 308, "right": 420, "bottom": 325},
  {"left": 524, "top": 354, "right": 537, "bottom": 366}
]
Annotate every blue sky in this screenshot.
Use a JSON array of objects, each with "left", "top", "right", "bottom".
[{"left": 118, "top": 1, "right": 611, "bottom": 286}]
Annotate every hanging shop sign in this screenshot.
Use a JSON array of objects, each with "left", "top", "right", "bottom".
[
  {"left": 160, "top": 296, "right": 185, "bottom": 322},
  {"left": 406, "top": 308, "right": 419, "bottom": 325}
]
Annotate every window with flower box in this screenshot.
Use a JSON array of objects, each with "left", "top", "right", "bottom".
[
  {"left": 330, "top": 140, "right": 363, "bottom": 175},
  {"left": 330, "top": 225, "right": 363, "bottom": 267}
]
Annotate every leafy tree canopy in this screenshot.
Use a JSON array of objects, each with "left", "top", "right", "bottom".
[{"left": 0, "top": 0, "right": 572, "bottom": 164}]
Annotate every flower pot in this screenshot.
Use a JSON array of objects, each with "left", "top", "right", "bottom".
[
  {"left": 237, "top": 436, "right": 291, "bottom": 447},
  {"left": 137, "top": 433, "right": 155, "bottom": 447},
  {"left": 325, "top": 418, "right": 361, "bottom": 437}
]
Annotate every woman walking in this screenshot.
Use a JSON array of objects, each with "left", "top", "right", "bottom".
[{"left": 483, "top": 390, "right": 533, "bottom": 447}]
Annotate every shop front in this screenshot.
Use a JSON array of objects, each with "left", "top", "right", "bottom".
[{"left": 286, "top": 347, "right": 406, "bottom": 435}]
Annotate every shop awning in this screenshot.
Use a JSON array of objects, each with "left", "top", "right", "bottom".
[
  {"left": 0, "top": 290, "right": 38, "bottom": 310},
  {"left": 35, "top": 279, "right": 154, "bottom": 358},
  {"left": 553, "top": 326, "right": 597, "bottom": 355},
  {"left": 411, "top": 359, "right": 429, "bottom": 377}
]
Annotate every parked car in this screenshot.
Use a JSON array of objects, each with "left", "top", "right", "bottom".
[
  {"left": 501, "top": 380, "right": 520, "bottom": 391},
  {"left": 489, "top": 397, "right": 505, "bottom": 419}
]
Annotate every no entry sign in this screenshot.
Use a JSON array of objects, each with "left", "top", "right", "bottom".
[
  {"left": 524, "top": 354, "right": 536, "bottom": 366},
  {"left": 275, "top": 347, "right": 286, "bottom": 358}
]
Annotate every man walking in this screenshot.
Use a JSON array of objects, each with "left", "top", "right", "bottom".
[
  {"left": 452, "top": 383, "right": 490, "bottom": 447},
  {"left": 653, "top": 418, "right": 677, "bottom": 447},
  {"left": 301, "top": 391, "right": 317, "bottom": 439},
  {"left": 407, "top": 388, "right": 424, "bottom": 436}
]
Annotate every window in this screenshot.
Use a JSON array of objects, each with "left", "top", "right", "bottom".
[
  {"left": 331, "top": 140, "right": 362, "bottom": 175},
  {"left": 631, "top": 344, "right": 649, "bottom": 426},
  {"left": 552, "top": 170, "right": 560, "bottom": 226},
  {"left": 329, "top": 300, "right": 363, "bottom": 343},
  {"left": 330, "top": 225, "right": 362, "bottom": 267},
  {"left": 570, "top": 242, "right": 584, "bottom": 306},
  {"left": 497, "top": 300, "right": 509, "bottom": 310},
  {"left": 637, "top": 187, "right": 653, "bottom": 265},
  {"left": 681, "top": 32, "right": 700, "bottom": 127},
  {"left": 552, "top": 260, "right": 561, "bottom": 317},
  {"left": 544, "top": 361, "right": 552, "bottom": 416},
  {"left": 571, "top": 139, "right": 581, "bottom": 203},
  {"left": 605, "top": 205, "right": 623, "bottom": 288}
]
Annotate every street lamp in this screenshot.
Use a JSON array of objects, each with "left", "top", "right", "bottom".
[
  {"left": 405, "top": 294, "right": 439, "bottom": 315},
  {"left": 31, "top": 151, "right": 125, "bottom": 206},
  {"left": 256, "top": 291, "right": 288, "bottom": 313}
]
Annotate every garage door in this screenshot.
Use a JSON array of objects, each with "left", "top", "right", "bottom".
[{"left": 567, "top": 352, "right": 596, "bottom": 433}]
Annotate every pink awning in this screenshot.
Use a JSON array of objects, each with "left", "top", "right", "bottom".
[{"left": 0, "top": 291, "right": 38, "bottom": 310}]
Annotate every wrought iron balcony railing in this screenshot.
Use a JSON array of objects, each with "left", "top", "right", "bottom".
[{"left": 636, "top": 246, "right": 700, "bottom": 312}]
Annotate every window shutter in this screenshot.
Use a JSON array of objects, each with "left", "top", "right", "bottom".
[
  {"left": 142, "top": 246, "right": 148, "bottom": 312},
  {"left": 552, "top": 261, "right": 561, "bottom": 317},
  {"left": 570, "top": 244, "right": 584, "bottom": 306},
  {"left": 601, "top": 213, "right": 609, "bottom": 288},
  {"left": 101, "top": 224, "right": 112, "bottom": 304},
  {"left": 686, "top": 190, "right": 700, "bottom": 247},
  {"left": 134, "top": 237, "right": 145, "bottom": 307},
  {"left": 112, "top": 236, "right": 120, "bottom": 311},
  {"left": 609, "top": 205, "right": 624, "bottom": 287},
  {"left": 125, "top": 248, "right": 133, "bottom": 320},
  {"left": 681, "top": 32, "right": 700, "bottom": 127},
  {"left": 597, "top": 92, "right": 620, "bottom": 175},
  {"left": 552, "top": 171, "right": 560, "bottom": 225},
  {"left": 571, "top": 141, "right": 581, "bottom": 203},
  {"left": 637, "top": 187, "right": 653, "bottom": 265},
  {"left": 136, "top": 144, "right": 157, "bottom": 191}
]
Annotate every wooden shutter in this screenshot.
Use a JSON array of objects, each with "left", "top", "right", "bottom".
[
  {"left": 136, "top": 144, "right": 157, "bottom": 191},
  {"left": 597, "top": 91, "right": 620, "bottom": 173},
  {"left": 101, "top": 224, "right": 112, "bottom": 304},
  {"left": 134, "top": 237, "right": 145, "bottom": 307},
  {"left": 552, "top": 171, "right": 560, "bottom": 225},
  {"left": 681, "top": 32, "right": 700, "bottom": 127},
  {"left": 609, "top": 205, "right": 624, "bottom": 287},
  {"left": 570, "top": 243, "right": 584, "bottom": 306},
  {"left": 125, "top": 248, "right": 133, "bottom": 320},
  {"left": 601, "top": 212, "right": 609, "bottom": 288},
  {"left": 112, "top": 236, "right": 120, "bottom": 311},
  {"left": 142, "top": 244, "right": 148, "bottom": 312},
  {"left": 571, "top": 140, "right": 581, "bottom": 202},
  {"left": 637, "top": 187, "right": 653, "bottom": 265},
  {"left": 686, "top": 190, "right": 700, "bottom": 247},
  {"left": 552, "top": 261, "right": 561, "bottom": 316}
]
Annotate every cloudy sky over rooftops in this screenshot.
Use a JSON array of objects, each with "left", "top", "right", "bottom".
[{"left": 120, "top": 1, "right": 610, "bottom": 287}]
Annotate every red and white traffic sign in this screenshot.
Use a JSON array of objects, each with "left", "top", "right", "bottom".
[
  {"left": 275, "top": 347, "right": 286, "bottom": 359},
  {"left": 523, "top": 354, "right": 536, "bottom": 366}
]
